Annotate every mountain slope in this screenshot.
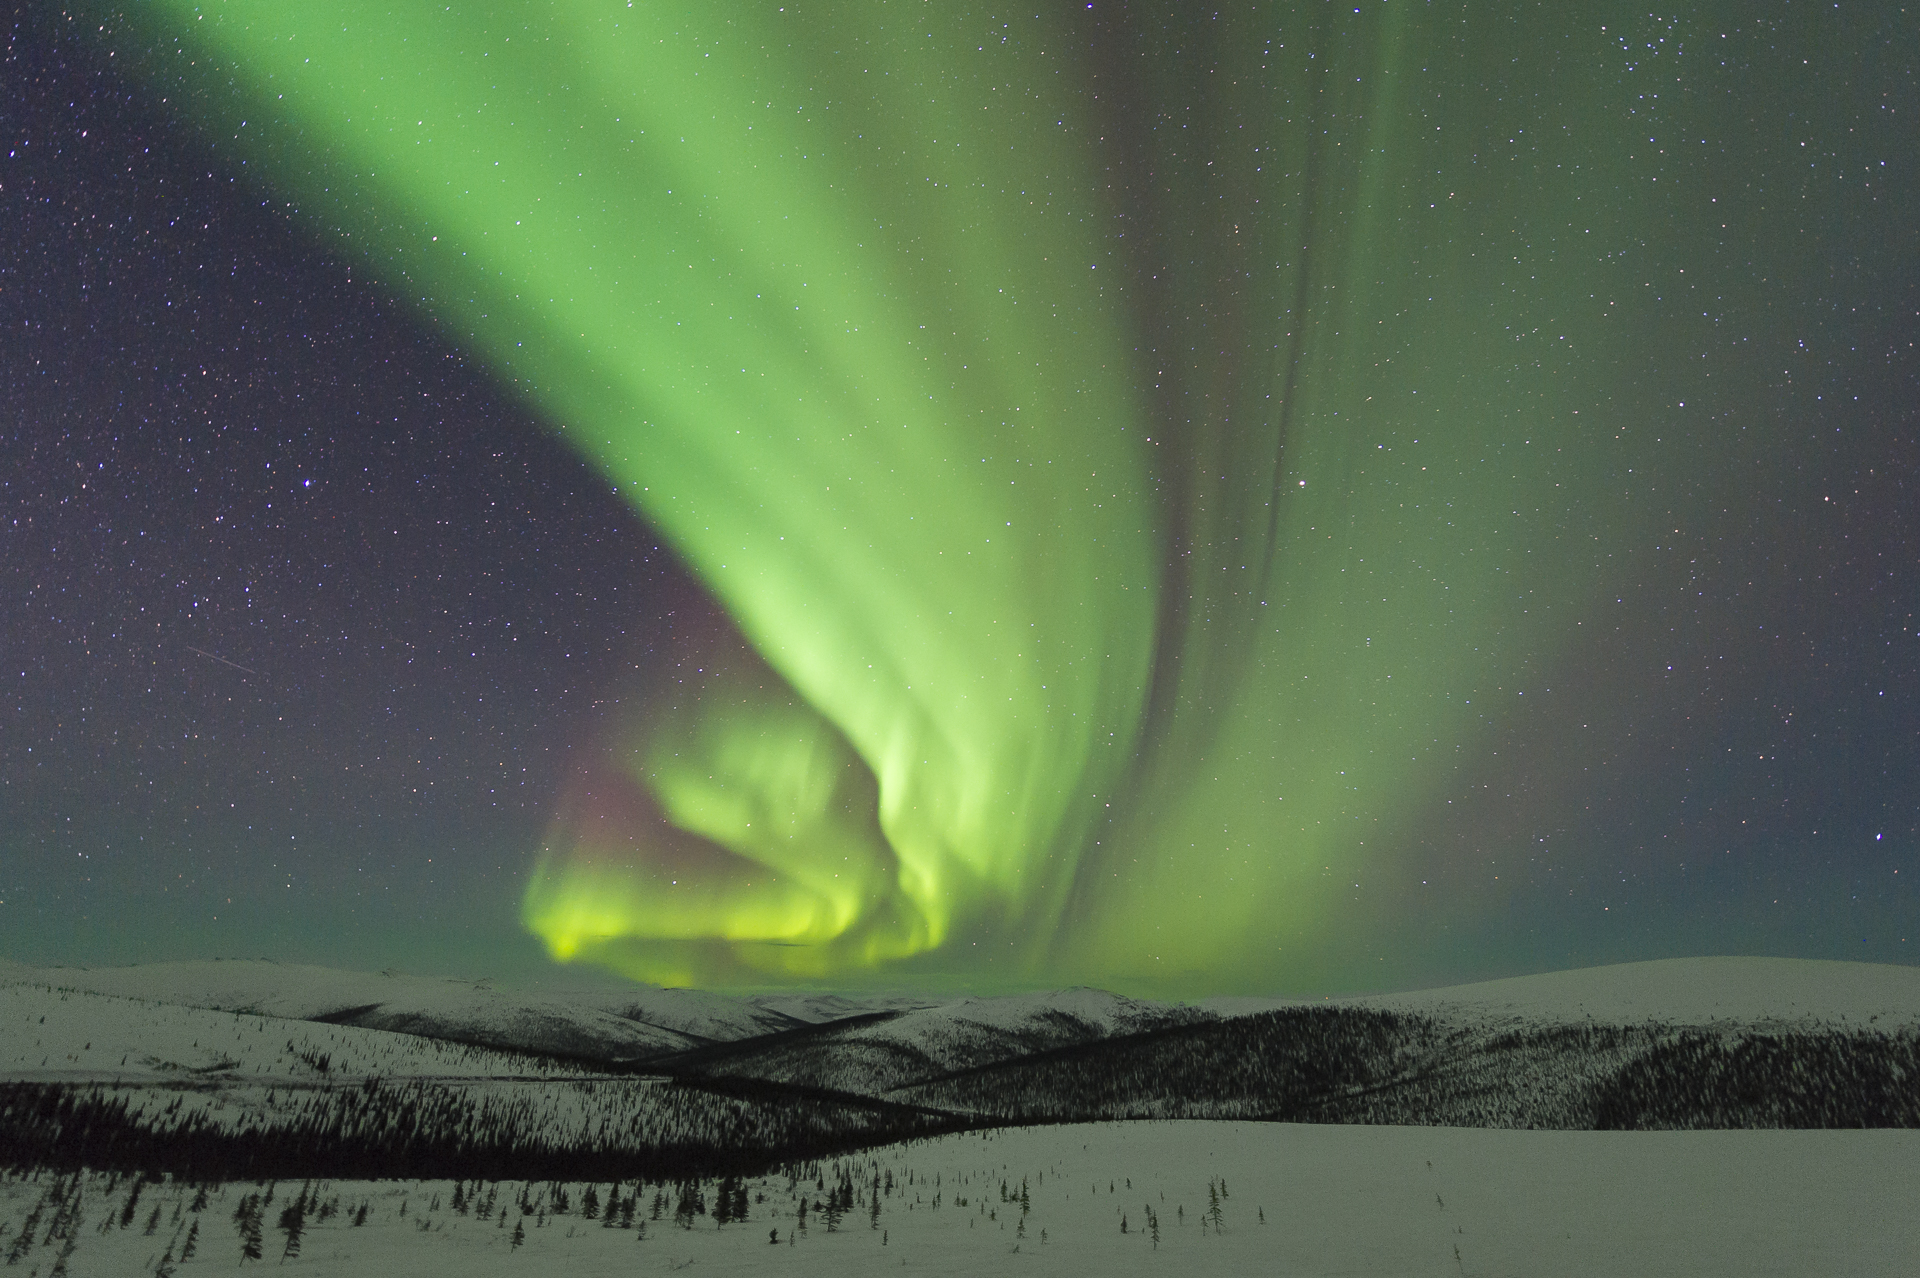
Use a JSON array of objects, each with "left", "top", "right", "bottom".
[{"left": 0, "top": 958, "right": 808, "bottom": 1061}]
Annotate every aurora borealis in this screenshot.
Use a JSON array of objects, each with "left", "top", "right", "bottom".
[{"left": 4, "top": 3, "right": 1916, "bottom": 994}]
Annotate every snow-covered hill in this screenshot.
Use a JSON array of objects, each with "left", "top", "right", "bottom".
[
  {"left": 1203, "top": 956, "right": 1920, "bottom": 1029},
  {"left": 662, "top": 987, "right": 1213, "bottom": 1094},
  {"left": 0, "top": 958, "right": 813, "bottom": 1062},
  {"left": 4, "top": 953, "right": 1918, "bottom": 1185}
]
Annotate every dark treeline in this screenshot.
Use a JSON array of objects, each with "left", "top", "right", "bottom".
[
  {"left": 1592, "top": 1029, "right": 1920, "bottom": 1129},
  {"left": 881, "top": 1010, "right": 1920, "bottom": 1132},
  {"left": 8, "top": 1010, "right": 1918, "bottom": 1183},
  {"left": 647, "top": 1005, "right": 1210, "bottom": 1094},
  {"left": 0, "top": 1076, "right": 971, "bottom": 1183},
  {"left": 891, "top": 1007, "right": 1451, "bottom": 1120}
]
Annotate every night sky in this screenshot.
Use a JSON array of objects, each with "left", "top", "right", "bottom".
[{"left": 3, "top": 3, "right": 1916, "bottom": 995}]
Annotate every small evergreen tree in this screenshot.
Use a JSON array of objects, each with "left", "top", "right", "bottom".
[
  {"left": 180, "top": 1219, "right": 200, "bottom": 1260},
  {"left": 674, "top": 1181, "right": 705, "bottom": 1230},
  {"left": 510, "top": 1219, "right": 526, "bottom": 1251},
  {"left": 119, "top": 1179, "right": 144, "bottom": 1229},
  {"left": 6, "top": 1193, "right": 45, "bottom": 1264},
  {"left": 277, "top": 1199, "right": 306, "bottom": 1260},
  {"left": 234, "top": 1194, "right": 264, "bottom": 1263}
]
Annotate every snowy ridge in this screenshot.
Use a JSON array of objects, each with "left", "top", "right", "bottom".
[
  {"left": 888, "top": 987, "right": 1195, "bottom": 1035},
  {"left": 0, "top": 982, "right": 575, "bottom": 1084},
  {"left": 5, "top": 956, "right": 1920, "bottom": 1274},
  {"left": 5, "top": 955, "right": 1919, "bottom": 1158},
  {"left": 651, "top": 987, "right": 1210, "bottom": 1096},
  {"left": 1200, "top": 956, "right": 1920, "bottom": 1029},
  {"left": 0, "top": 959, "right": 807, "bottom": 1062},
  {"left": 1355, "top": 955, "right": 1920, "bottom": 1027}
]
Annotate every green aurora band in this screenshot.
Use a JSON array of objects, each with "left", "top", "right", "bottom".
[{"left": 102, "top": 1, "right": 1830, "bottom": 991}]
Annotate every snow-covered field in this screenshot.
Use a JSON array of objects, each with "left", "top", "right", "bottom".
[
  {"left": 6, "top": 955, "right": 1920, "bottom": 1272},
  {"left": 3, "top": 1120, "right": 1915, "bottom": 1277}
]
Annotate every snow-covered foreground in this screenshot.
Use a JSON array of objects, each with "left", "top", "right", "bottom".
[{"left": 5, "top": 1119, "right": 1914, "bottom": 1277}]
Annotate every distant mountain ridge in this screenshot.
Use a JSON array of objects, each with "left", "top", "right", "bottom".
[
  {"left": 0, "top": 957, "right": 828, "bottom": 1061},
  {"left": 3, "top": 955, "right": 1919, "bottom": 1181}
]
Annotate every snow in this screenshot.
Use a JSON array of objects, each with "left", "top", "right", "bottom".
[
  {"left": 0, "top": 982, "right": 576, "bottom": 1084},
  {"left": 1202, "top": 956, "right": 1920, "bottom": 1029},
  {"left": 4, "top": 1121, "right": 1916, "bottom": 1276},
  {"left": 888, "top": 987, "right": 1196, "bottom": 1035},
  {"left": 0, "top": 959, "right": 806, "bottom": 1060},
  {"left": 746, "top": 991, "right": 944, "bottom": 1024},
  {"left": 7, "top": 954, "right": 1920, "bottom": 1272}
]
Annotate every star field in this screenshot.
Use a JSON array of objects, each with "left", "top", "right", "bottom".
[{"left": 2, "top": 3, "right": 1916, "bottom": 993}]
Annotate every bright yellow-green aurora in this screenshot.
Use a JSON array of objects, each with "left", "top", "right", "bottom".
[{"left": 88, "top": 1, "right": 1907, "bottom": 992}]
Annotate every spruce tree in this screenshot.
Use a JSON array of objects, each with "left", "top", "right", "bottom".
[
  {"left": 674, "top": 1181, "right": 705, "bottom": 1230},
  {"left": 277, "top": 1199, "right": 306, "bottom": 1260},
  {"left": 6, "top": 1194, "right": 45, "bottom": 1264},
  {"left": 233, "top": 1194, "right": 264, "bottom": 1263},
  {"left": 119, "top": 1180, "right": 144, "bottom": 1229}
]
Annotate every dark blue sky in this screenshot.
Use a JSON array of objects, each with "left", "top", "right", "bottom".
[{"left": 3, "top": 4, "right": 1917, "bottom": 990}]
